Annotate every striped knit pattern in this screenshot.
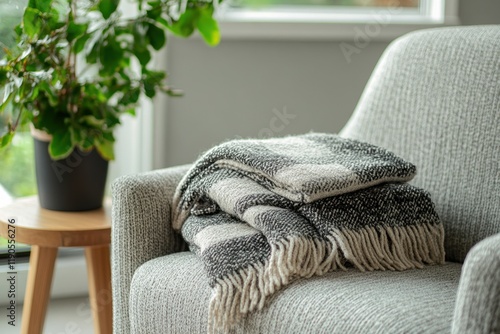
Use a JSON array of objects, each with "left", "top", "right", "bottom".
[{"left": 172, "top": 133, "right": 445, "bottom": 333}]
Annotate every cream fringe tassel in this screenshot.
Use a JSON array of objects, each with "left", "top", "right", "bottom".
[
  {"left": 329, "top": 223, "right": 445, "bottom": 272},
  {"left": 208, "top": 223, "right": 445, "bottom": 333}
]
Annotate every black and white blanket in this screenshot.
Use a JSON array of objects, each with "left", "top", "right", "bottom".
[{"left": 172, "top": 133, "right": 445, "bottom": 333}]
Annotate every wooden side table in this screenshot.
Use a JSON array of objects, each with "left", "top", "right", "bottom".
[{"left": 0, "top": 196, "right": 112, "bottom": 334}]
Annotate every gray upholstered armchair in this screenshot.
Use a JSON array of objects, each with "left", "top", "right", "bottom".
[{"left": 111, "top": 26, "right": 500, "bottom": 334}]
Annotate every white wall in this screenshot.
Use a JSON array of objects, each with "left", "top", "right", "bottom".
[
  {"left": 160, "top": 39, "right": 386, "bottom": 166},
  {"left": 156, "top": 0, "right": 500, "bottom": 168}
]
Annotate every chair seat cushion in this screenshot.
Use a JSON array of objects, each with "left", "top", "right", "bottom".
[{"left": 129, "top": 252, "right": 461, "bottom": 334}]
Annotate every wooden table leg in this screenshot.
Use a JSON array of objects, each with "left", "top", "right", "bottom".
[
  {"left": 21, "top": 245, "right": 58, "bottom": 334},
  {"left": 85, "top": 245, "right": 112, "bottom": 334}
]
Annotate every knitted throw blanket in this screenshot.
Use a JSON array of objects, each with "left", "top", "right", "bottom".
[{"left": 172, "top": 133, "right": 445, "bottom": 333}]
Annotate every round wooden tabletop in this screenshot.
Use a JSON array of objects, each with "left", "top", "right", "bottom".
[{"left": 0, "top": 196, "right": 111, "bottom": 247}]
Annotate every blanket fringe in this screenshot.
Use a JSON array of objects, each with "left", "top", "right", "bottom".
[
  {"left": 265, "top": 236, "right": 340, "bottom": 288},
  {"left": 208, "top": 235, "right": 338, "bottom": 333},
  {"left": 208, "top": 262, "right": 265, "bottom": 334},
  {"left": 208, "top": 223, "right": 445, "bottom": 333},
  {"left": 329, "top": 223, "right": 445, "bottom": 271}
]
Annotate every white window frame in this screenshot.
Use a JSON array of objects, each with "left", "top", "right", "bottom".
[{"left": 216, "top": 0, "right": 460, "bottom": 40}]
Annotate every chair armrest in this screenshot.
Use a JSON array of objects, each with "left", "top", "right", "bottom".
[
  {"left": 452, "top": 232, "right": 500, "bottom": 334},
  {"left": 111, "top": 164, "right": 190, "bottom": 334}
]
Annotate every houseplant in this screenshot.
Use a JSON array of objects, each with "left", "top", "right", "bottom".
[{"left": 0, "top": 0, "right": 220, "bottom": 210}]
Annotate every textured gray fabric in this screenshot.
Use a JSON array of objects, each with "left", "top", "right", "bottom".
[
  {"left": 111, "top": 165, "right": 190, "bottom": 334},
  {"left": 340, "top": 25, "right": 500, "bottom": 263},
  {"left": 130, "top": 252, "right": 461, "bottom": 334},
  {"left": 452, "top": 232, "right": 500, "bottom": 334}
]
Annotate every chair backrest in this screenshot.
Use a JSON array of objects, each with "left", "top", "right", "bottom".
[{"left": 340, "top": 25, "right": 500, "bottom": 263}]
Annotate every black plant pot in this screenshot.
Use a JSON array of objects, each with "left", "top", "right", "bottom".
[{"left": 34, "top": 138, "right": 109, "bottom": 211}]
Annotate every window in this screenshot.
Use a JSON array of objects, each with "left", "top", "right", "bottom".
[
  {"left": 0, "top": 0, "right": 34, "bottom": 257},
  {"left": 235, "top": 0, "right": 420, "bottom": 9},
  {"left": 0, "top": 1, "right": 26, "bottom": 56},
  {"left": 216, "top": 0, "right": 459, "bottom": 39}
]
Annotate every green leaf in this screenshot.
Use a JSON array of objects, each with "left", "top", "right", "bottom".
[
  {"left": 49, "top": 130, "right": 74, "bottom": 160},
  {"left": 0, "top": 132, "right": 14, "bottom": 148},
  {"left": 38, "top": 82, "right": 58, "bottom": 106},
  {"left": 83, "top": 83, "right": 106, "bottom": 102},
  {"left": 69, "top": 127, "right": 81, "bottom": 145},
  {"left": 145, "top": 69, "right": 165, "bottom": 81},
  {"left": 86, "top": 41, "right": 99, "bottom": 64},
  {"left": 125, "top": 108, "right": 136, "bottom": 116},
  {"left": 132, "top": 21, "right": 151, "bottom": 66},
  {"left": 94, "top": 138, "right": 114, "bottom": 160},
  {"left": 115, "top": 24, "right": 132, "bottom": 36},
  {"left": 27, "top": 85, "right": 39, "bottom": 102},
  {"left": 0, "top": 68, "right": 8, "bottom": 84},
  {"left": 102, "top": 131, "right": 114, "bottom": 142},
  {"left": 23, "top": 7, "right": 43, "bottom": 38},
  {"left": 133, "top": 21, "right": 148, "bottom": 52},
  {"left": 120, "top": 87, "right": 140, "bottom": 105},
  {"left": 47, "top": 13, "right": 65, "bottom": 31},
  {"left": 85, "top": 28, "right": 103, "bottom": 63},
  {"left": 163, "top": 86, "right": 183, "bottom": 97},
  {"left": 143, "top": 79, "right": 156, "bottom": 98},
  {"left": 105, "top": 109, "right": 120, "bottom": 127},
  {"left": 146, "top": 5, "right": 162, "bottom": 20},
  {"left": 0, "top": 92, "right": 13, "bottom": 112},
  {"left": 73, "top": 34, "right": 90, "bottom": 54},
  {"left": 81, "top": 141, "right": 93, "bottom": 151},
  {"left": 14, "top": 24, "right": 22, "bottom": 37},
  {"left": 134, "top": 48, "right": 151, "bottom": 67},
  {"left": 28, "top": 0, "right": 52, "bottom": 13},
  {"left": 67, "top": 22, "right": 88, "bottom": 43},
  {"left": 12, "top": 75, "right": 23, "bottom": 88},
  {"left": 19, "top": 45, "right": 33, "bottom": 60},
  {"left": 100, "top": 38, "right": 123, "bottom": 72},
  {"left": 2, "top": 83, "right": 14, "bottom": 105},
  {"left": 155, "top": 17, "right": 170, "bottom": 29},
  {"left": 99, "top": 0, "right": 120, "bottom": 19},
  {"left": 20, "top": 108, "right": 34, "bottom": 126},
  {"left": 80, "top": 115, "right": 105, "bottom": 127},
  {"left": 147, "top": 23, "right": 166, "bottom": 51},
  {"left": 167, "top": 9, "right": 198, "bottom": 37},
  {"left": 196, "top": 8, "right": 220, "bottom": 46}
]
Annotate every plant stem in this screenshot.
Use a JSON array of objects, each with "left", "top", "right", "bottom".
[{"left": 12, "top": 109, "right": 22, "bottom": 132}]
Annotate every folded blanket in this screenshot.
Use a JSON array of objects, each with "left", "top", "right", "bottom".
[{"left": 172, "top": 133, "right": 445, "bottom": 333}]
